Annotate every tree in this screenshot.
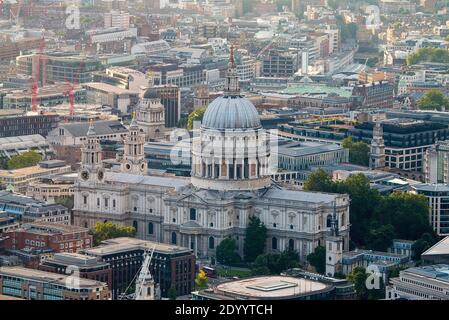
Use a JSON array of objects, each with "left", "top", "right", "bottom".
[
  {"left": 347, "top": 267, "right": 385, "bottom": 300},
  {"left": 374, "top": 192, "right": 435, "bottom": 241},
  {"left": 303, "top": 169, "right": 334, "bottom": 192},
  {"left": 195, "top": 269, "right": 208, "bottom": 290},
  {"left": 342, "top": 137, "right": 370, "bottom": 166},
  {"left": 244, "top": 215, "right": 268, "bottom": 262},
  {"left": 167, "top": 287, "right": 177, "bottom": 300},
  {"left": 89, "top": 221, "right": 136, "bottom": 246},
  {"left": 251, "top": 250, "right": 299, "bottom": 275},
  {"left": 307, "top": 246, "right": 326, "bottom": 274},
  {"left": 347, "top": 267, "right": 368, "bottom": 299},
  {"left": 412, "top": 232, "right": 438, "bottom": 261},
  {"left": 366, "top": 224, "right": 395, "bottom": 252},
  {"left": 417, "top": 90, "right": 449, "bottom": 111},
  {"left": 187, "top": 107, "right": 206, "bottom": 130},
  {"left": 216, "top": 237, "right": 240, "bottom": 265},
  {"left": 7, "top": 150, "right": 42, "bottom": 169}
]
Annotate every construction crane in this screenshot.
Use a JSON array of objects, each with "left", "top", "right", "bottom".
[{"left": 9, "top": 0, "right": 22, "bottom": 29}]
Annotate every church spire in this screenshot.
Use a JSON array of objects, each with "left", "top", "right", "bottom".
[
  {"left": 87, "top": 118, "right": 95, "bottom": 136},
  {"left": 224, "top": 44, "right": 240, "bottom": 97}
]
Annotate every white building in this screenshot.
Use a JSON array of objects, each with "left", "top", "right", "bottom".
[
  {"left": 73, "top": 50, "right": 350, "bottom": 261},
  {"left": 104, "top": 10, "right": 130, "bottom": 29}
]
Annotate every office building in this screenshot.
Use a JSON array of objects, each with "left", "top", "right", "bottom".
[
  {"left": 0, "top": 110, "right": 59, "bottom": 138},
  {"left": 411, "top": 184, "right": 449, "bottom": 236},
  {"left": 39, "top": 252, "right": 112, "bottom": 290},
  {"left": 2, "top": 221, "right": 92, "bottom": 253},
  {"left": 387, "top": 265, "right": 449, "bottom": 300},
  {"left": 0, "top": 266, "right": 109, "bottom": 300},
  {"left": 424, "top": 140, "right": 449, "bottom": 184},
  {"left": 144, "top": 85, "right": 181, "bottom": 128},
  {"left": 83, "top": 237, "right": 195, "bottom": 299}
]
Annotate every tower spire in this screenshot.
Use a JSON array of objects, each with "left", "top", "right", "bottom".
[
  {"left": 224, "top": 44, "right": 240, "bottom": 97},
  {"left": 87, "top": 118, "right": 95, "bottom": 136}
]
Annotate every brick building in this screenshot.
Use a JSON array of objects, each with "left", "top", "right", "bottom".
[
  {"left": 2, "top": 221, "right": 92, "bottom": 253},
  {"left": 82, "top": 237, "right": 195, "bottom": 299}
]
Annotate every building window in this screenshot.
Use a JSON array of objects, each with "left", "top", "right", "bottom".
[
  {"left": 326, "top": 215, "right": 332, "bottom": 228},
  {"left": 104, "top": 198, "right": 108, "bottom": 207},
  {"left": 171, "top": 232, "right": 177, "bottom": 245},
  {"left": 113, "top": 199, "right": 116, "bottom": 208},
  {"left": 272, "top": 237, "right": 278, "bottom": 250},
  {"left": 189, "top": 208, "right": 196, "bottom": 220},
  {"left": 288, "top": 239, "right": 294, "bottom": 251},
  {"left": 148, "top": 222, "right": 153, "bottom": 235},
  {"left": 97, "top": 198, "right": 100, "bottom": 206},
  {"left": 133, "top": 220, "right": 138, "bottom": 231},
  {"left": 208, "top": 237, "right": 215, "bottom": 249},
  {"left": 83, "top": 196, "right": 87, "bottom": 205}
]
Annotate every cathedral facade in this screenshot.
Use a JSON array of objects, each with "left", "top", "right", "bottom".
[{"left": 73, "top": 50, "right": 350, "bottom": 261}]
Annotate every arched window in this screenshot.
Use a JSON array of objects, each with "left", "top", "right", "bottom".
[
  {"left": 209, "top": 237, "right": 215, "bottom": 249},
  {"left": 341, "top": 212, "right": 345, "bottom": 227},
  {"left": 133, "top": 220, "right": 138, "bottom": 231},
  {"left": 288, "top": 239, "right": 294, "bottom": 251},
  {"left": 84, "top": 221, "right": 88, "bottom": 229},
  {"left": 148, "top": 222, "right": 153, "bottom": 235},
  {"left": 326, "top": 215, "right": 332, "bottom": 228},
  {"left": 272, "top": 237, "right": 278, "bottom": 250},
  {"left": 171, "top": 232, "right": 177, "bottom": 245}
]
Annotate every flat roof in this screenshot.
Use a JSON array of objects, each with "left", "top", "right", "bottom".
[
  {"left": 215, "top": 276, "right": 330, "bottom": 299},
  {"left": 84, "top": 237, "right": 192, "bottom": 256},
  {"left": 0, "top": 165, "right": 70, "bottom": 179},
  {"left": 282, "top": 84, "right": 353, "bottom": 98},
  {"left": 83, "top": 82, "right": 139, "bottom": 95},
  {"left": 0, "top": 266, "right": 105, "bottom": 288}
]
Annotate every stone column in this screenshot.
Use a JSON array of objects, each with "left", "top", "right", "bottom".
[{"left": 195, "top": 235, "right": 198, "bottom": 257}]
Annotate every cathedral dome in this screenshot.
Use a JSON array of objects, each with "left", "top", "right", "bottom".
[{"left": 202, "top": 96, "right": 261, "bottom": 130}]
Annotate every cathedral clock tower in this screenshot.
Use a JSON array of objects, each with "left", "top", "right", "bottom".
[
  {"left": 121, "top": 114, "right": 148, "bottom": 175},
  {"left": 79, "top": 119, "right": 105, "bottom": 183}
]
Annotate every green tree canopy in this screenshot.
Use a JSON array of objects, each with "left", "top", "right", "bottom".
[
  {"left": 303, "top": 169, "right": 335, "bottom": 192},
  {"left": 244, "top": 215, "right": 267, "bottom": 262},
  {"left": 307, "top": 245, "right": 326, "bottom": 274},
  {"left": 342, "top": 136, "right": 370, "bottom": 166},
  {"left": 407, "top": 48, "right": 449, "bottom": 66},
  {"left": 216, "top": 237, "right": 241, "bottom": 265},
  {"left": 373, "top": 192, "right": 435, "bottom": 241},
  {"left": 89, "top": 221, "right": 136, "bottom": 246},
  {"left": 302, "top": 171, "right": 436, "bottom": 251},
  {"left": 7, "top": 150, "right": 42, "bottom": 169},
  {"left": 412, "top": 232, "right": 438, "bottom": 261},
  {"left": 366, "top": 224, "right": 395, "bottom": 252},
  {"left": 347, "top": 267, "right": 385, "bottom": 300},
  {"left": 187, "top": 107, "right": 206, "bottom": 130},
  {"left": 417, "top": 90, "right": 449, "bottom": 111},
  {"left": 251, "top": 250, "right": 299, "bottom": 275}
]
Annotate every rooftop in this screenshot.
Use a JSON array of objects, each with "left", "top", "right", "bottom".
[
  {"left": 83, "top": 82, "right": 139, "bottom": 95},
  {"left": 422, "top": 237, "right": 449, "bottom": 257},
  {"left": 213, "top": 276, "right": 331, "bottom": 299},
  {"left": 282, "top": 84, "right": 353, "bottom": 98},
  {"left": 0, "top": 266, "right": 105, "bottom": 289},
  {"left": 58, "top": 120, "right": 128, "bottom": 138},
  {"left": 83, "top": 237, "right": 192, "bottom": 256}
]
